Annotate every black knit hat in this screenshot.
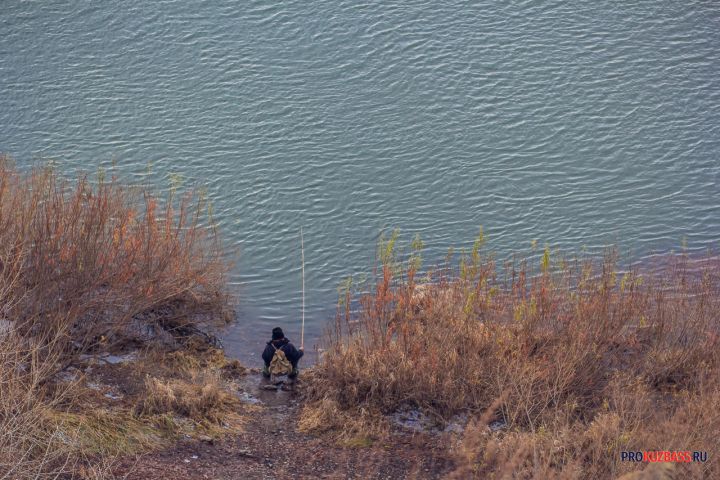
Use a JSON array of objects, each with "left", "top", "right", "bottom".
[{"left": 272, "top": 327, "right": 284, "bottom": 341}]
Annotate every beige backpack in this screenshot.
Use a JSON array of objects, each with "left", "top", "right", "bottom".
[{"left": 269, "top": 344, "right": 293, "bottom": 376}]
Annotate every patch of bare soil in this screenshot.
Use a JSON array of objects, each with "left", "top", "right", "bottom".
[{"left": 114, "top": 373, "right": 454, "bottom": 480}]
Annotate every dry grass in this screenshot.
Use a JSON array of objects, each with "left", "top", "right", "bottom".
[
  {"left": 0, "top": 331, "right": 74, "bottom": 479},
  {"left": 304, "top": 232, "right": 719, "bottom": 478},
  {"left": 136, "top": 369, "right": 241, "bottom": 425},
  {"left": 0, "top": 156, "right": 233, "bottom": 479},
  {"left": 298, "top": 396, "right": 389, "bottom": 445}
]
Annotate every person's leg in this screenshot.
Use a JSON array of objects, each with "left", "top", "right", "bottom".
[{"left": 262, "top": 363, "right": 271, "bottom": 378}]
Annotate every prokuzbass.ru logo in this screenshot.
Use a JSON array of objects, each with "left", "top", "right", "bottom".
[{"left": 621, "top": 451, "right": 708, "bottom": 463}]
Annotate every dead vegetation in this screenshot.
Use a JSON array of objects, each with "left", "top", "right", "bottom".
[
  {"left": 133, "top": 347, "right": 247, "bottom": 429},
  {"left": 0, "top": 155, "right": 231, "bottom": 358},
  {"left": 0, "top": 156, "right": 236, "bottom": 479},
  {"left": 303, "top": 231, "right": 719, "bottom": 479},
  {"left": 0, "top": 330, "right": 76, "bottom": 479},
  {"left": 3, "top": 155, "right": 717, "bottom": 478}
]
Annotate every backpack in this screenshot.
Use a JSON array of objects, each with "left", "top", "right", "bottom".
[{"left": 269, "top": 344, "right": 293, "bottom": 376}]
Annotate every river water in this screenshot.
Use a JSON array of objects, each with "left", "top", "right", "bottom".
[{"left": 2, "top": 1, "right": 719, "bottom": 363}]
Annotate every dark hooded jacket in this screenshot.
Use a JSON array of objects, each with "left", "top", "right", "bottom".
[{"left": 262, "top": 337, "right": 304, "bottom": 368}]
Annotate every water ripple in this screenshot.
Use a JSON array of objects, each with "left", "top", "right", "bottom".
[{"left": 1, "top": 0, "right": 719, "bottom": 361}]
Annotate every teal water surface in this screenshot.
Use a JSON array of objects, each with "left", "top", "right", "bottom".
[{"left": 2, "top": 1, "right": 719, "bottom": 363}]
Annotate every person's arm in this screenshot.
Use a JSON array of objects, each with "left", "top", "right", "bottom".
[
  {"left": 261, "top": 344, "right": 274, "bottom": 365},
  {"left": 284, "top": 343, "right": 303, "bottom": 363}
]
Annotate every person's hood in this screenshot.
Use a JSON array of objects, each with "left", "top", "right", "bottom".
[{"left": 267, "top": 337, "right": 290, "bottom": 346}]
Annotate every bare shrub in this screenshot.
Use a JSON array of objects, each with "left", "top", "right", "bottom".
[
  {"left": 306, "top": 233, "right": 719, "bottom": 478},
  {"left": 0, "top": 155, "right": 230, "bottom": 363},
  {"left": 0, "top": 156, "right": 232, "bottom": 478}
]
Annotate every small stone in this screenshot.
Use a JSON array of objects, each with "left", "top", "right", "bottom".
[{"left": 489, "top": 420, "right": 507, "bottom": 432}]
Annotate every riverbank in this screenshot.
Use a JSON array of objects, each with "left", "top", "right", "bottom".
[
  {"left": 1, "top": 162, "right": 717, "bottom": 479},
  {"left": 111, "top": 370, "right": 454, "bottom": 479},
  {"left": 300, "top": 236, "right": 718, "bottom": 479},
  {"left": 3, "top": 326, "right": 453, "bottom": 479},
  {"left": 0, "top": 158, "right": 234, "bottom": 478}
]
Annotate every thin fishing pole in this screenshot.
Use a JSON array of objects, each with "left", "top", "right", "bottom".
[{"left": 300, "top": 227, "right": 305, "bottom": 350}]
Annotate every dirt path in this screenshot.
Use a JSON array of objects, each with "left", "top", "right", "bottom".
[{"left": 116, "top": 373, "right": 453, "bottom": 480}]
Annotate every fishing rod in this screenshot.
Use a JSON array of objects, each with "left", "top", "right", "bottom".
[{"left": 300, "top": 227, "right": 305, "bottom": 350}]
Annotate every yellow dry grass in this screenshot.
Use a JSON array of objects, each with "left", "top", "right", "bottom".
[{"left": 137, "top": 371, "right": 241, "bottom": 425}]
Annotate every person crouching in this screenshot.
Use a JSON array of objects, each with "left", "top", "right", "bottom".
[{"left": 262, "top": 327, "right": 304, "bottom": 378}]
